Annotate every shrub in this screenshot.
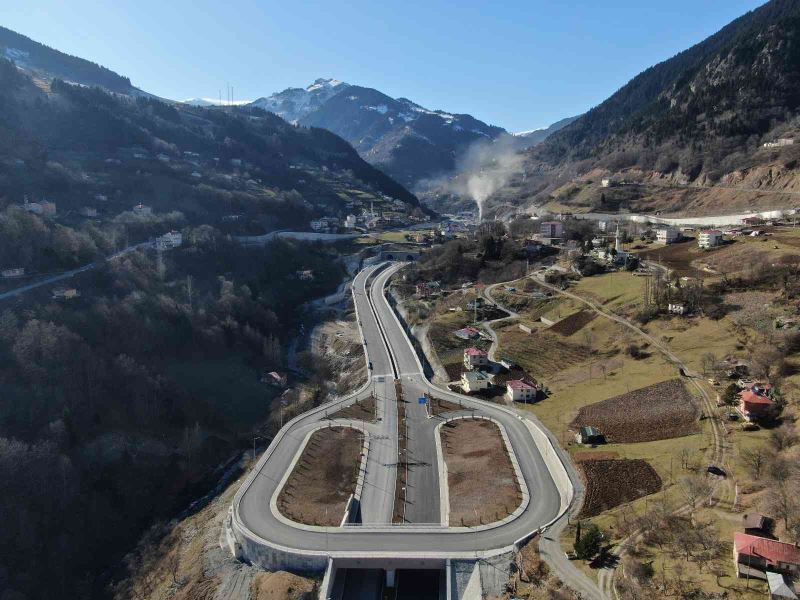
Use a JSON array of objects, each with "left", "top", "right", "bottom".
[{"left": 574, "top": 523, "right": 603, "bottom": 560}]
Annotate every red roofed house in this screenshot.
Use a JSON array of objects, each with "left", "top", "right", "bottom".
[
  {"left": 739, "top": 389, "right": 776, "bottom": 422},
  {"left": 506, "top": 379, "right": 537, "bottom": 403},
  {"left": 463, "top": 347, "right": 488, "bottom": 370},
  {"left": 734, "top": 532, "right": 800, "bottom": 579}
]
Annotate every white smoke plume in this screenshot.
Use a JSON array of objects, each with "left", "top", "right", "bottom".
[{"left": 420, "top": 134, "right": 525, "bottom": 221}]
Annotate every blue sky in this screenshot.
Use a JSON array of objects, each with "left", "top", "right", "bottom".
[{"left": 1, "top": 0, "right": 766, "bottom": 132}]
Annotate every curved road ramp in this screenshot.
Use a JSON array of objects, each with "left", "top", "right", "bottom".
[{"left": 224, "top": 263, "right": 576, "bottom": 600}]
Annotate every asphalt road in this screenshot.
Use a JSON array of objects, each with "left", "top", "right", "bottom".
[
  {"left": 233, "top": 262, "right": 563, "bottom": 557},
  {"left": 0, "top": 241, "right": 150, "bottom": 302}
]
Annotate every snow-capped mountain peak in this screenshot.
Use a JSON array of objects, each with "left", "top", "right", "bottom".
[
  {"left": 306, "top": 78, "right": 345, "bottom": 92},
  {"left": 250, "top": 78, "right": 351, "bottom": 122}
]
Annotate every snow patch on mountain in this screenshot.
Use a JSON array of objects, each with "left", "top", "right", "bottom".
[{"left": 250, "top": 78, "right": 351, "bottom": 122}]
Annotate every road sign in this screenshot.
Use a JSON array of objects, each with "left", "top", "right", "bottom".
[{"left": 418, "top": 397, "right": 426, "bottom": 405}]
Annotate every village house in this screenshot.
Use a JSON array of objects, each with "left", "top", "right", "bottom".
[
  {"left": 133, "top": 203, "right": 152, "bottom": 216},
  {"left": 155, "top": 230, "right": 183, "bottom": 250},
  {"left": 601, "top": 178, "right": 612, "bottom": 188},
  {"left": 763, "top": 139, "right": 794, "bottom": 148},
  {"left": 461, "top": 370, "right": 491, "bottom": 393},
  {"left": 734, "top": 532, "right": 800, "bottom": 580},
  {"left": 79, "top": 207, "right": 98, "bottom": 217},
  {"left": 505, "top": 379, "right": 537, "bottom": 402},
  {"left": 463, "top": 347, "right": 489, "bottom": 370},
  {"left": 668, "top": 302, "right": 687, "bottom": 315},
  {"left": 656, "top": 227, "right": 681, "bottom": 244},
  {"left": 415, "top": 281, "right": 441, "bottom": 298},
  {"left": 52, "top": 288, "right": 80, "bottom": 300},
  {"left": 1, "top": 268, "right": 25, "bottom": 278},
  {"left": 698, "top": 229, "right": 723, "bottom": 249},
  {"left": 540, "top": 221, "right": 563, "bottom": 240},
  {"left": 455, "top": 326, "right": 481, "bottom": 341},
  {"left": 23, "top": 198, "right": 56, "bottom": 216},
  {"left": 742, "top": 216, "right": 766, "bottom": 226},
  {"left": 344, "top": 214, "right": 357, "bottom": 229},
  {"left": 296, "top": 270, "right": 314, "bottom": 281},
  {"left": 739, "top": 389, "right": 775, "bottom": 422}
]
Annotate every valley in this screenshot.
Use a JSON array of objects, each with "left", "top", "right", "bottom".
[{"left": 4, "top": 2, "right": 800, "bottom": 599}]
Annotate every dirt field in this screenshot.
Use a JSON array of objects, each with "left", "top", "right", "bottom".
[
  {"left": 577, "top": 458, "right": 662, "bottom": 518},
  {"left": 328, "top": 396, "right": 376, "bottom": 421},
  {"left": 441, "top": 419, "right": 521, "bottom": 526},
  {"left": 549, "top": 310, "right": 596, "bottom": 336},
  {"left": 277, "top": 426, "right": 363, "bottom": 526},
  {"left": 571, "top": 379, "right": 699, "bottom": 443}
]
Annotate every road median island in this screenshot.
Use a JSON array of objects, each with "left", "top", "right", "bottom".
[
  {"left": 440, "top": 418, "right": 522, "bottom": 526},
  {"left": 327, "top": 395, "right": 376, "bottom": 421},
  {"left": 276, "top": 426, "right": 364, "bottom": 526},
  {"left": 393, "top": 379, "right": 408, "bottom": 523}
]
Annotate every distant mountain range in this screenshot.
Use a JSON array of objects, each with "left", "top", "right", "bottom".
[
  {"left": 251, "top": 78, "right": 509, "bottom": 188},
  {"left": 512, "top": 116, "right": 581, "bottom": 147}
]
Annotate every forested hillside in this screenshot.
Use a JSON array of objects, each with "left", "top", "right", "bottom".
[
  {"left": 533, "top": 0, "right": 800, "bottom": 181},
  {"left": 0, "top": 25, "right": 133, "bottom": 93},
  {"left": 0, "top": 51, "right": 415, "bottom": 600},
  {"left": 0, "top": 57, "right": 420, "bottom": 236}
]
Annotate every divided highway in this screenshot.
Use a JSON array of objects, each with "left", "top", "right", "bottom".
[{"left": 231, "top": 262, "right": 567, "bottom": 562}]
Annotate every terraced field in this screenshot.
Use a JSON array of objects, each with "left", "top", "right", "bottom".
[{"left": 571, "top": 379, "right": 699, "bottom": 443}]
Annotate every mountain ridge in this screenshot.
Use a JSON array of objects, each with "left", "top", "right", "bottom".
[{"left": 249, "top": 78, "right": 507, "bottom": 188}]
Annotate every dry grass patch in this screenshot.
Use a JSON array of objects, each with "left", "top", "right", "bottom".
[
  {"left": 328, "top": 396, "right": 376, "bottom": 421},
  {"left": 277, "top": 426, "right": 363, "bottom": 526},
  {"left": 496, "top": 323, "right": 590, "bottom": 380},
  {"left": 441, "top": 418, "right": 521, "bottom": 526},
  {"left": 577, "top": 458, "right": 662, "bottom": 518},
  {"left": 571, "top": 379, "right": 699, "bottom": 443},
  {"left": 429, "top": 396, "right": 462, "bottom": 416},
  {"left": 250, "top": 571, "right": 315, "bottom": 600}
]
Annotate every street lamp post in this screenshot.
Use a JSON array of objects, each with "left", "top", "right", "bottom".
[{"left": 252, "top": 435, "right": 268, "bottom": 461}]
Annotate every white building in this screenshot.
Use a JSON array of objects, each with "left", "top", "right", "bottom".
[
  {"left": 656, "top": 227, "right": 681, "bottom": 244},
  {"left": 133, "top": 203, "right": 152, "bottom": 216},
  {"left": 505, "top": 379, "right": 537, "bottom": 402},
  {"left": 463, "top": 347, "right": 489, "bottom": 370},
  {"left": 763, "top": 138, "right": 794, "bottom": 148},
  {"left": 461, "top": 370, "right": 491, "bottom": 393},
  {"left": 668, "top": 303, "right": 687, "bottom": 315},
  {"left": 698, "top": 229, "right": 723, "bottom": 249},
  {"left": 1, "top": 268, "right": 25, "bottom": 278},
  {"left": 601, "top": 178, "right": 612, "bottom": 188},
  {"left": 155, "top": 230, "right": 183, "bottom": 250},
  {"left": 344, "top": 214, "right": 357, "bottom": 229}
]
